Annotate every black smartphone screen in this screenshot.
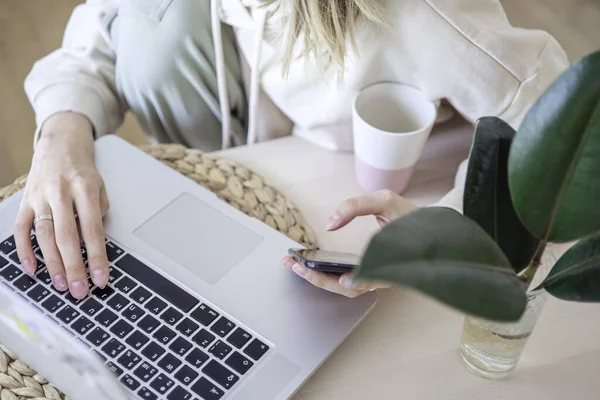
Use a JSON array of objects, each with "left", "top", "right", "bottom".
[{"left": 289, "top": 249, "right": 359, "bottom": 274}]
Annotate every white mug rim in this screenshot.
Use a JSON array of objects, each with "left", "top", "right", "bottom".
[{"left": 352, "top": 81, "right": 438, "bottom": 138}]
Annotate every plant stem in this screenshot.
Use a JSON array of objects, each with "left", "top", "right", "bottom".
[{"left": 518, "top": 240, "right": 548, "bottom": 288}]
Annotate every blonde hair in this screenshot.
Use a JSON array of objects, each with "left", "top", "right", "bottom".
[{"left": 261, "top": 0, "right": 387, "bottom": 76}]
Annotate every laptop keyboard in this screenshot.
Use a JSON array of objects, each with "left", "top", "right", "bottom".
[{"left": 0, "top": 234, "right": 272, "bottom": 400}]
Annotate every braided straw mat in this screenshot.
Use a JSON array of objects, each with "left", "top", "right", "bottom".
[{"left": 0, "top": 143, "right": 317, "bottom": 400}]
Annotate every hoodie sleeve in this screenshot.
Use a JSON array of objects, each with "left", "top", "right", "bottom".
[
  {"left": 423, "top": 0, "right": 570, "bottom": 212},
  {"left": 24, "top": 0, "right": 126, "bottom": 148}
]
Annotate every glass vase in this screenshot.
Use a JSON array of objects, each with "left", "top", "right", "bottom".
[{"left": 459, "top": 289, "right": 548, "bottom": 379}]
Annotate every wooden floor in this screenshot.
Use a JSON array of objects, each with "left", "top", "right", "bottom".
[{"left": 0, "top": 0, "right": 599, "bottom": 186}]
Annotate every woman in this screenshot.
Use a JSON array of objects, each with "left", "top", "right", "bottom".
[{"left": 17, "top": 0, "right": 568, "bottom": 299}]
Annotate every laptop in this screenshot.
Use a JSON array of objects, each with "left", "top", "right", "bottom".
[{"left": 0, "top": 135, "right": 377, "bottom": 400}]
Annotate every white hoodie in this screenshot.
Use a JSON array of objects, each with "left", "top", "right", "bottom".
[{"left": 24, "top": 0, "right": 569, "bottom": 211}]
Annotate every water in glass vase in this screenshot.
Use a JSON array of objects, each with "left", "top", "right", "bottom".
[{"left": 460, "top": 290, "right": 548, "bottom": 379}]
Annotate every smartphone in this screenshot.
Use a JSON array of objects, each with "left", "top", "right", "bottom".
[{"left": 288, "top": 248, "right": 359, "bottom": 274}]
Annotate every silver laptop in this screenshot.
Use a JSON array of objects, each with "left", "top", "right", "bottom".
[{"left": 0, "top": 135, "right": 377, "bottom": 400}]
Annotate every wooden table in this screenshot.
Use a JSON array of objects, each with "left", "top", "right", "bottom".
[{"left": 217, "top": 117, "right": 600, "bottom": 399}]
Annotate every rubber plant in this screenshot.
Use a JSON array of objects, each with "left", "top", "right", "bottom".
[{"left": 353, "top": 50, "right": 600, "bottom": 322}]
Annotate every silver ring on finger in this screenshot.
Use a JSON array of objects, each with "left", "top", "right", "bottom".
[{"left": 33, "top": 214, "right": 54, "bottom": 226}]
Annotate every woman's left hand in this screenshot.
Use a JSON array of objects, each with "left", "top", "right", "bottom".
[{"left": 281, "top": 190, "right": 416, "bottom": 298}]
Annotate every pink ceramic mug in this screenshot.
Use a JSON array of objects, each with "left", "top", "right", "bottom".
[{"left": 353, "top": 82, "right": 437, "bottom": 194}]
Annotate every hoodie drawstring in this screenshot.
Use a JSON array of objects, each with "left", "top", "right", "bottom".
[{"left": 211, "top": 0, "right": 268, "bottom": 149}]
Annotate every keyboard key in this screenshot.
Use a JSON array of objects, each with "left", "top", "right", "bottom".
[
  {"left": 86, "top": 327, "right": 110, "bottom": 346},
  {"left": 116, "top": 254, "right": 199, "bottom": 312},
  {"left": 185, "top": 348, "right": 209, "bottom": 368},
  {"left": 0, "top": 236, "right": 16, "bottom": 255},
  {"left": 210, "top": 317, "right": 235, "bottom": 337},
  {"left": 28, "top": 285, "right": 51, "bottom": 303},
  {"left": 29, "top": 233, "right": 38, "bottom": 249},
  {"left": 126, "top": 330, "right": 150, "bottom": 350},
  {"left": 168, "top": 386, "right": 193, "bottom": 400},
  {"left": 110, "top": 319, "right": 134, "bottom": 338},
  {"left": 95, "top": 309, "right": 119, "bottom": 327},
  {"left": 88, "top": 275, "right": 96, "bottom": 291},
  {"left": 161, "top": 307, "right": 183, "bottom": 326},
  {"left": 13, "top": 275, "right": 36, "bottom": 292},
  {"left": 190, "top": 304, "right": 219, "bottom": 326},
  {"left": 8, "top": 251, "right": 20, "bottom": 265},
  {"left": 158, "top": 353, "right": 182, "bottom": 374},
  {"left": 123, "top": 304, "right": 145, "bottom": 323},
  {"left": 134, "top": 361, "right": 159, "bottom": 383},
  {"left": 150, "top": 373, "right": 175, "bottom": 395},
  {"left": 153, "top": 326, "right": 176, "bottom": 345},
  {"left": 209, "top": 340, "right": 232, "bottom": 360},
  {"left": 244, "top": 339, "right": 269, "bottom": 361},
  {"left": 225, "top": 351, "right": 254, "bottom": 375},
  {"left": 192, "top": 329, "right": 216, "bottom": 348},
  {"left": 56, "top": 306, "right": 80, "bottom": 324},
  {"left": 106, "top": 361, "right": 124, "bottom": 377},
  {"left": 202, "top": 360, "right": 239, "bottom": 389},
  {"left": 145, "top": 297, "right": 168, "bottom": 315},
  {"left": 0, "top": 255, "right": 8, "bottom": 269},
  {"left": 121, "top": 374, "right": 141, "bottom": 391},
  {"left": 169, "top": 337, "right": 192, "bottom": 356},
  {"left": 108, "top": 266, "right": 123, "bottom": 284},
  {"left": 35, "top": 248, "right": 44, "bottom": 261},
  {"left": 80, "top": 298, "right": 103, "bottom": 316},
  {"left": 117, "top": 350, "right": 142, "bottom": 370},
  {"left": 64, "top": 292, "right": 85, "bottom": 305},
  {"left": 0, "top": 265, "right": 22, "bottom": 281},
  {"left": 191, "top": 377, "right": 224, "bottom": 400},
  {"left": 176, "top": 318, "right": 199, "bottom": 338},
  {"left": 227, "top": 328, "right": 252, "bottom": 349},
  {"left": 41, "top": 294, "right": 65, "bottom": 313},
  {"left": 36, "top": 268, "right": 52, "bottom": 285},
  {"left": 129, "top": 286, "right": 152, "bottom": 304},
  {"left": 105, "top": 242, "right": 125, "bottom": 262},
  {"left": 137, "top": 387, "right": 158, "bottom": 400},
  {"left": 71, "top": 316, "right": 95, "bottom": 336},
  {"left": 174, "top": 365, "right": 199, "bottom": 386},
  {"left": 80, "top": 247, "right": 88, "bottom": 263},
  {"left": 138, "top": 315, "right": 160, "bottom": 333},
  {"left": 141, "top": 342, "right": 165, "bottom": 362},
  {"left": 102, "top": 338, "right": 126, "bottom": 358},
  {"left": 92, "top": 286, "right": 115, "bottom": 301},
  {"left": 114, "top": 276, "right": 137, "bottom": 293},
  {"left": 107, "top": 293, "right": 130, "bottom": 312}
]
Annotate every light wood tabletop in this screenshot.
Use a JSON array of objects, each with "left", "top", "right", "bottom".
[{"left": 217, "top": 117, "right": 600, "bottom": 400}]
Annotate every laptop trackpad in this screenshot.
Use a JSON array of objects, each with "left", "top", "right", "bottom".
[
  {"left": 231, "top": 353, "right": 301, "bottom": 400},
  {"left": 134, "top": 193, "right": 263, "bottom": 284}
]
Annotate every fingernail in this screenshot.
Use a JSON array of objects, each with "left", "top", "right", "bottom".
[
  {"left": 92, "top": 270, "right": 108, "bottom": 287},
  {"left": 70, "top": 280, "right": 88, "bottom": 299},
  {"left": 53, "top": 275, "right": 69, "bottom": 292},
  {"left": 325, "top": 213, "right": 341, "bottom": 231},
  {"left": 22, "top": 259, "right": 36, "bottom": 275},
  {"left": 282, "top": 259, "right": 294, "bottom": 269},
  {"left": 292, "top": 264, "right": 308, "bottom": 278},
  {"left": 340, "top": 277, "right": 355, "bottom": 288}
]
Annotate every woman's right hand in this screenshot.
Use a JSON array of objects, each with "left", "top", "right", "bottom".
[{"left": 14, "top": 112, "right": 110, "bottom": 299}]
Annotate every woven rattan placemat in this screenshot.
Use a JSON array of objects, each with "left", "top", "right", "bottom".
[{"left": 0, "top": 143, "right": 317, "bottom": 400}]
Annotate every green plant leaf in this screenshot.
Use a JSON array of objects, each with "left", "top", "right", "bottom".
[
  {"left": 508, "top": 50, "right": 600, "bottom": 243},
  {"left": 463, "top": 117, "right": 540, "bottom": 273},
  {"left": 354, "top": 207, "right": 527, "bottom": 322},
  {"left": 539, "top": 231, "right": 600, "bottom": 301}
]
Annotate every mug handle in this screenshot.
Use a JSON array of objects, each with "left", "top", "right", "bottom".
[{"left": 432, "top": 99, "right": 455, "bottom": 124}]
